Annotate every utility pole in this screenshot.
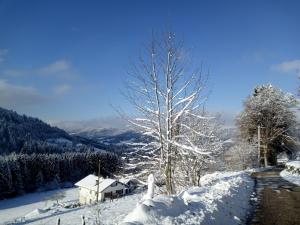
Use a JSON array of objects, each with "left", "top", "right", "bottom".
[
  {"left": 96, "top": 159, "right": 101, "bottom": 202},
  {"left": 258, "top": 125, "right": 261, "bottom": 167}
]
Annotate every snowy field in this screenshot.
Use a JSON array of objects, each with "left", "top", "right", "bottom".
[
  {"left": 0, "top": 187, "right": 144, "bottom": 225},
  {"left": 0, "top": 188, "right": 78, "bottom": 225},
  {"left": 280, "top": 160, "right": 300, "bottom": 186},
  {"left": 0, "top": 171, "right": 254, "bottom": 225}
]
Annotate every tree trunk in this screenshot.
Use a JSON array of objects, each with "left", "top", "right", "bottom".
[
  {"left": 264, "top": 146, "right": 268, "bottom": 167},
  {"left": 165, "top": 154, "right": 174, "bottom": 194},
  {"left": 196, "top": 173, "right": 201, "bottom": 186}
]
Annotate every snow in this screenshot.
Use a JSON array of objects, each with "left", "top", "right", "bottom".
[
  {"left": 75, "top": 175, "right": 119, "bottom": 192},
  {"left": 25, "top": 208, "right": 47, "bottom": 219},
  {"left": 143, "top": 174, "right": 155, "bottom": 200},
  {"left": 280, "top": 160, "right": 300, "bottom": 186},
  {"left": 280, "top": 170, "right": 300, "bottom": 186},
  {"left": 0, "top": 187, "right": 145, "bottom": 225},
  {"left": 96, "top": 179, "right": 121, "bottom": 192},
  {"left": 286, "top": 160, "right": 300, "bottom": 169},
  {"left": 122, "top": 171, "right": 254, "bottom": 225},
  {"left": 0, "top": 188, "right": 78, "bottom": 225},
  {"left": 0, "top": 171, "right": 254, "bottom": 225},
  {"left": 75, "top": 174, "right": 101, "bottom": 190}
]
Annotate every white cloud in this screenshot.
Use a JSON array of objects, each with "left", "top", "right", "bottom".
[
  {"left": 0, "top": 49, "right": 9, "bottom": 63},
  {"left": 0, "top": 79, "right": 45, "bottom": 108},
  {"left": 53, "top": 84, "right": 72, "bottom": 95},
  {"left": 40, "top": 60, "right": 70, "bottom": 75},
  {"left": 3, "top": 59, "right": 77, "bottom": 79},
  {"left": 271, "top": 59, "right": 300, "bottom": 76},
  {"left": 3, "top": 69, "right": 28, "bottom": 77}
]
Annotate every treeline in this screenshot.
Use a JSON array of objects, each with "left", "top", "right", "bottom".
[
  {"left": 0, "top": 151, "right": 121, "bottom": 199},
  {"left": 0, "top": 107, "right": 73, "bottom": 154}
]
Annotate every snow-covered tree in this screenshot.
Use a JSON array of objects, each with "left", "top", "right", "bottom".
[
  {"left": 124, "top": 32, "right": 218, "bottom": 194},
  {"left": 176, "top": 112, "right": 223, "bottom": 188},
  {"left": 236, "top": 84, "right": 297, "bottom": 166},
  {"left": 226, "top": 140, "right": 257, "bottom": 170}
]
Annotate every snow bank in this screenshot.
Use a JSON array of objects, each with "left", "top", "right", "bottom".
[
  {"left": 280, "top": 160, "right": 300, "bottom": 186},
  {"left": 121, "top": 171, "right": 253, "bottom": 225},
  {"left": 25, "top": 208, "right": 47, "bottom": 219},
  {"left": 286, "top": 161, "right": 300, "bottom": 170}
]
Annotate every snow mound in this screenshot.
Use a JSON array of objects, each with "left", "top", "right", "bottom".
[
  {"left": 280, "top": 161, "right": 300, "bottom": 186},
  {"left": 286, "top": 161, "right": 300, "bottom": 170},
  {"left": 25, "top": 208, "right": 47, "bottom": 219},
  {"left": 121, "top": 171, "right": 253, "bottom": 225}
]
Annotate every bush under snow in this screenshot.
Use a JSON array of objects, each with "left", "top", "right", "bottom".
[
  {"left": 280, "top": 161, "right": 300, "bottom": 186},
  {"left": 121, "top": 171, "right": 254, "bottom": 225}
]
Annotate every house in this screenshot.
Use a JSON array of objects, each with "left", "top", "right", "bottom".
[
  {"left": 119, "top": 177, "right": 141, "bottom": 192},
  {"left": 75, "top": 174, "right": 128, "bottom": 204}
]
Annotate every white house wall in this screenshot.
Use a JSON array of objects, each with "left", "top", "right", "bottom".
[
  {"left": 79, "top": 187, "right": 98, "bottom": 204},
  {"left": 78, "top": 182, "right": 127, "bottom": 204}
]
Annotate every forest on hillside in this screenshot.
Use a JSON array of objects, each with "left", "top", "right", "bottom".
[{"left": 0, "top": 151, "right": 121, "bottom": 199}]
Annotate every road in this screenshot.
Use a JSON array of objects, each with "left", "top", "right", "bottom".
[{"left": 249, "top": 167, "right": 300, "bottom": 225}]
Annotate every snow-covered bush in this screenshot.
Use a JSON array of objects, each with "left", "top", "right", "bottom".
[
  {"left": 285, "top": 161, "right": 300, "bottom": 175},
  {"left": 280, "top": 161, "right": 300, "bottom": 185},
  {"left": 225, "top": 141, "right": 258, "bottom": 170}
]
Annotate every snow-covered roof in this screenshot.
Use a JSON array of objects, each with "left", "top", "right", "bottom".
[
  {"left": 223, "top": 139, "right": 233, "bottom": 144},
  {"left": 98, "top": 179, "right": 118, "bottom": 192},
  {"left": 75, "top": 174, "right": 124, "bottom": 192},
  {"left": 75, "top": 174, "right": 100, "bottom": 190},
  {"left": 119, "top": 178, "right": 132, "bottom": 184},
  {"left": 119, "top": 177, "right": 144, "bottom": 186}
]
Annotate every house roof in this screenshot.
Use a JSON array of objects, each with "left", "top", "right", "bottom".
[
  {"left": 75, "top": 174, "right": 125, "bottom": 192},
  {"left": 75, "top": 174, "right": 100, "bottom": 191},
  {"left": 119, "top": 177, "right": 144, "bottom": 185},
  {"left": 119, "top": 178, "right": 131, "bottom": 184}
]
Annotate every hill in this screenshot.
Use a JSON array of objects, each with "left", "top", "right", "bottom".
[{"left": 0, "top": 107, "right": 104, "bottom": 154}]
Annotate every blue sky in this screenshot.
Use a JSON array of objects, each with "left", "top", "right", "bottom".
[{"left": 0, "top": 0, "right": 300, "bottom": 123}]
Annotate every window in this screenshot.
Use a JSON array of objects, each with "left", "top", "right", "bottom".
[
  {"left": 116, "top": 189, "right": 123, "bottom": 195},
  {"left": 111, "top": 182, "right": 117, "bottom": 187},
  {"left": 104, "top": 192, "right": 112, "bottom": 198}
]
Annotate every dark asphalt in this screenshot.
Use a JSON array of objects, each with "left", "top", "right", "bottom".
[{"left": 249, "top": 167, "right": 300, "bottom": 225}]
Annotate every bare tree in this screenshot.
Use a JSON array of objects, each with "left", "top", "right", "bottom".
[
  {"left": 176, "top": 111, "right": 223, "bottom": 188},
  {"left": 124, "top": 31, "right": 211, "bottom": 194}
]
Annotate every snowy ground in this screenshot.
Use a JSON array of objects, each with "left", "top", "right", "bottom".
[
  {"left": 280, "top": 160, "right": 300, "bottom": 186},
  {"left": 0, "top": 188, "right": 78, "bottom": 225},
  {"left": 0, "top": 188, "right": 144, "bottom": 225},
  {"left": 122, "top": 171, "right": 254, "bottom": 225},
  {"left": 0, "top": 171, "right": 254, "bottom": 225}
]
